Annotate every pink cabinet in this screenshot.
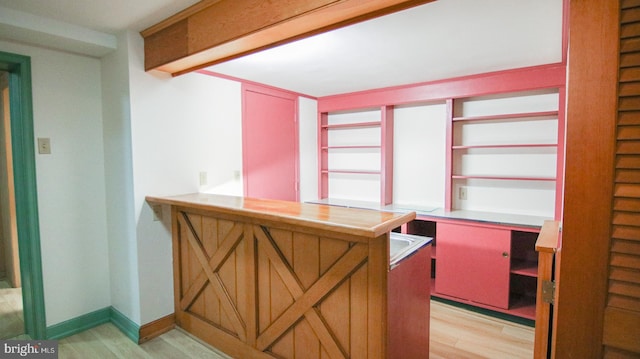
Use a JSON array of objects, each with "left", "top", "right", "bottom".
[
  {"left": 435, "top": 222, "right": 511, "bottom": 309},
  {"left": 388, "top": 243, "right": 431, "bottom": 358}
]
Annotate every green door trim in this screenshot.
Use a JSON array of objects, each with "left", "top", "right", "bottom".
[{"left": 0, "top": 51, "right": 47, "bottom": 339}]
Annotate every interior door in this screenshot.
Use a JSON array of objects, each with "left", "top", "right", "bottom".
[{"left": 242, "top": 84, "right": 298, "bottom": 201}]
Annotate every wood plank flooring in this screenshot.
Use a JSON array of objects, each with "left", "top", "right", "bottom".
[
  {"left": 0, "top": 280, "right": 24, "bottom": 339},
  {"left": 430, "top": 300, "right": 534, "bottom": 358},
  {"left": 57, "top": 323, "right": 230, "bottom": 359},
  {"left": 44, "top": 300, "right": 534, "bottom": 358}
]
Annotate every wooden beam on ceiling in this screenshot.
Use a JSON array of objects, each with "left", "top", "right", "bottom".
[{"left": 141, "top": 0, "right": 435, "bottom": 76}]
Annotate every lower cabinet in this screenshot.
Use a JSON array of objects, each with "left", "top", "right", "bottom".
[
  {"left": 436, "top": 222, "right": 511, "bottom": 309},
  {"left": 405, "top": 218, "right": 540, "bottom": 320}
]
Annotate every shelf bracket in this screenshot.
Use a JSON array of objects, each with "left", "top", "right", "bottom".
[{"left": 542, "top": 280, "right": 556, "bottom": 305}]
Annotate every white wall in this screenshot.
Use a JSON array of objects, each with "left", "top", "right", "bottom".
[
  {"left": 298, "top": 97, "right": 318, "bottom": 202},
  {"left": 0, "top": 40, "right": 111, "bottom": 326},
  {"left": 393, "top": 102, "right": 447, "bottom": 209},
  {"left": 126, "top": 31, "right": 243, "bottom": 324},
  {"left": 101, "top": 31, "right": 140, "bottom": 323}
]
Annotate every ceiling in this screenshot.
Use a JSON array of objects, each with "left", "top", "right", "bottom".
[
  {"left": 0, "top": 0, "right": 563, "bottom": 97},
  {"left": 0, "top": 0, "right": 200, "bottom": 33}
]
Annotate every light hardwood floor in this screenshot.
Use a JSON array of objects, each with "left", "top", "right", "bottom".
[
  {"left": 430, "top": 300, "right": 534, "bottom": 359},
  {"left": 44, "top": 300, "right": 534, "bottom": 358},
  {"left": 57, "top": 323, "right": 229, "bottom": 359},
  {"left": 0, "top": 279, "right": 24, "bottom": 339}
]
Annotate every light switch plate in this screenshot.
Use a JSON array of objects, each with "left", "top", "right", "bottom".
[
  {"left": 37, "top": 138, "right": 51, "bottom": 154},
  {"left": 458, "top": 186, "right": 467, "bottom": 200},
  {"left": 199, "top": 171, "right": 208, "bottom": 186}
]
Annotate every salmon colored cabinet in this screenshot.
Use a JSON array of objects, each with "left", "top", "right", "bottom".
[
  {"left": 436, "top": 222, "right": 511, "bottom": 309},
  {"left": 403, "top": 218, "right": 540, "bottom": 320}
]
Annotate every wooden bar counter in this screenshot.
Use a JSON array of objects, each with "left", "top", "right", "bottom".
[{"left": 146, "top": 193, "right": 421, "bottom": 359}]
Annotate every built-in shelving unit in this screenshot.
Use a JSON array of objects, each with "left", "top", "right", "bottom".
[
  {"left": 316, "top": 64, "right": 566, "bottom": 321},
  {"left": 446, "top": 90, "right": 563, "bottom": 219},
  {"left": 319, "top": 106, "right": 394, "bottom": 204}
]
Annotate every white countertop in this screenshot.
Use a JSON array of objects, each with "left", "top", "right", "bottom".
[{"left": 309, "top": 198, "right": 552, "bottom": 228}]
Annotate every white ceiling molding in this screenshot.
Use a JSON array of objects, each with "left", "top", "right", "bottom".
[{"left": 0, "top": 5, "right": 116, "bottom": 57}]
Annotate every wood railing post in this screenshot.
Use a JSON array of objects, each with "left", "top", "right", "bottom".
[{"left": 534, "top": 220, "right": 560, "bottom": 358}]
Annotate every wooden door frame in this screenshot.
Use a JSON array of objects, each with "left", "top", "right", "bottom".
[
  {"left": 553, "top": 1, "right": 619, "bottom": 357},
  {"left": 0, "top": 51, "right": 47, "bottom": 339}
]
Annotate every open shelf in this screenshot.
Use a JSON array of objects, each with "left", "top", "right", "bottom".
[
  {"left": 452, "top": 143, "right": 558, "bottom": 150},
  {"left": 452, "top": 110, "right": 558, "bottom": 122},
  {"left": 511, "top": 260, "right": 538, "bottom": 277},
  {"left": 322, "top": 169, "right": 381, "bottom": 174},
  {"left": 508, "top": 294, "right": 537, "bottom": 320},
  {"left": 321, "top": 121, "right": 381, "bottom": 130},
  {"left": 319, "top": 107, "right": 392, "bottom": 202},
  {"left": 322, "top": 145, "right": 381, "bottom": 150},
  {"left": 452, "top": 175, "right": 556, "bottom": 181}
]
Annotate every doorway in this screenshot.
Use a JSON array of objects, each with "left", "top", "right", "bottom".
[
  {"left": 0, "top": 70, "right": 23, "bottom": 339},
  {"left": 0, "top": 51, "right": 46, "bottom": 340}
]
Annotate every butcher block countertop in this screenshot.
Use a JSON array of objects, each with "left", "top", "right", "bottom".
[{"left": 146, "top": 193, "right": 416, "bottom": 240}]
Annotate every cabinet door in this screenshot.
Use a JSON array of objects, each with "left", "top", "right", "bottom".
[{"left": 436, "top": 222, "right": 511, "bottom": 309}]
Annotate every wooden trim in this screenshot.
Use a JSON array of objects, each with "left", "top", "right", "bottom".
[
  {"left": 243, "top": 223, "right": 257, "bottom": 348},
  {"left": 180, "top": 213, "right": 247, "bottom": 341},
  {"left": 171, "top": 206, "right": 183, "bottom": 329},
  {"left": 138, "top": 314, "right": 175, "bottom": 344},
  {"left": 561, "top": 0, "right": 570, "bottom": 64},
  {"left": 146, "top": 194, "right": 415, "bottom": 240},
  {"left": 535, "top": 220, "right": 560, "bottom": 253},
  {"left": 533, "top": 220, "right": 560, "bottom": 358},
  {"left": 142, "top": 0, "right": 435, "bottom": 75},
  {"left": 553, "top": 0, "right": 620, "bottom": 357},
  {"left": 140, "top": 0, "right": 223, "bottom": 37}
]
